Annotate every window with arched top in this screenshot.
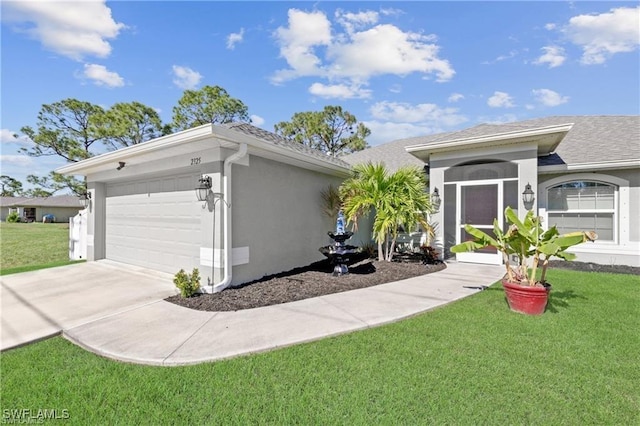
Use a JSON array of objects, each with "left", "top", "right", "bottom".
[{"left": 546, "top": 181, "right": 616, "bottom": 241}]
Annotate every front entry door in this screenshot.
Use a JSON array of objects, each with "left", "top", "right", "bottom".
[{"left": 456, "top": 182, "right": 503, "bottom": 265}]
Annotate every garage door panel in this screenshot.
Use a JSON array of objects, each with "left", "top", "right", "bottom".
[{"left": 106, "top": 174, "right": 201, "bottom": 274}]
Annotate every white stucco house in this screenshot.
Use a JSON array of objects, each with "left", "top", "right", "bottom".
[
  {"left": 343, "top": 116, "right": 640, "bottom": 267},
  {"left": 0, "top": 195, "right": 83, "bottom": 222},
  {"left": 57, "top": 116, "right": 639, "bottom": 293},
  {"left": 57, "top": 123, "right": 351, "bottom": 293}
]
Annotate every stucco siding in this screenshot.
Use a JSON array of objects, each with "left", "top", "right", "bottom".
[{"left": 230, "top": 155, "right": 343, "bottom": 285}]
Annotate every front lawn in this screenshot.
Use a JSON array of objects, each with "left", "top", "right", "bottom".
[
  {"left": 1, "top": 269, "right": 638, "bottom": 424},
  {"left": 0, "top": 222, "right": 82, "bottom": 275}
]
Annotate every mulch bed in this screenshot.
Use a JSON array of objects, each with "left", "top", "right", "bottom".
[
  {"left": 548, "top": 260, "right": 640, "bottom": 276},
  {"left": 167, "top": 256, "right": 446, "bottom": 312},
  {"left": 166, "top": 257, "right": 638, "bottom": 313}
]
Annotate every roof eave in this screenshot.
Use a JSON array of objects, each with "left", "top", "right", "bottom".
[
  {"left": 538, "top": 159, "right": 640, "bottom": 174},
  {"left": 405, "top": 123, "right": 574, "bottom": 162}
]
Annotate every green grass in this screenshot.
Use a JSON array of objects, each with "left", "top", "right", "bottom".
[
  {"left": 2, "top": 269, "right": 638, "bottom": 424},
  {"left": 0, "top": 222, "right": 83, "bottom": 275}
]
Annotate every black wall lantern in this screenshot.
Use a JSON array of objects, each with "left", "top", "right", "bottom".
[
  {"left": 431, "top": 187, "right": 441, "bottom": 212},
  {"left": 522, "top": 183, "right": 535, "bottom": 211},
  {"left": 196, "top": 176, "right": 212, "bottom": 202},
  {"left": 79, "top": 192, "right": 91, "bottom": 209}
]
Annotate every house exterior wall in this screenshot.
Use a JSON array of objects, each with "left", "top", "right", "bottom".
[
  {"left": 229, "top": 154, "right": 343, "bottom": 285},
  {"left": 34, "top": 207, "right": 82, "bottom": 223},
  {"left": 427, "top": 143, "right": 539, "bottom": 259},
  {"left": 538, "top": 168, "right": 640, "bottom": 266}
]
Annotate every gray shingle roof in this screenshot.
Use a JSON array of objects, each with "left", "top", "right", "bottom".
[
  {"left": 342, "top": 116, "right": 640, "bottom": 171},
  {"left": 222, "top": 123, "right": 352, "bottom": 169},
  {"left": 1, "top": 195, "right": 81, "bottom": 208}
]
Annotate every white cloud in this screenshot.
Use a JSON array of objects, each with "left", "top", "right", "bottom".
[
  {"left": 250, "top": 115, "right": 265, "bottom": 126},
  {"left": 272, "top": 9, "right": 454, "bottom": 87},
  {"left": 545, "top": 23, "right": 557, "bottom": 30},
  {"left": 272, "top": 9, "right": 332, "bottom": 83},
  {"left": 534, "top": 46, "right": 566, "bottom": 68},
  {"left": 564, "top": 6, "right": 640, "bottom": 65},
  {"left": 362, "top": 101, "right": 468, "bottom": 145},
  {"left": 1, "top": 129, "right": 30, "bottom": 145},
  {"left": 327, "top": 24, "right": 454, "bottom": 82},
  {"left": 487, "top": 91, "right": 515, "bottom": 108},
  {"left": 483, "top": 50, "right": 519, "bottom": 64},
  {"left": 308, "top": 82, "right": 372, "bottom": 99},
  {"left": 227, "top": 28, "right": 244, "bottom": 50},
  {"left": 80, "top": 64, "right": 124, "bottom": 87},
  {"left": 388, "top": 84, "right": 402, "bottom": 93},
  {"left": 448, "top": 93, "right": 464, "bottom": 103},
  {"left": 477, "top": 114, "right": 519, "bottom": 125},
  {"left": 0, "top": 155, "right": 33, "bottom": 167},
  {"left": 335, "top": 9, "right": 379, "bottom": 34},
  {"left": 363, "top": 121, "right": 442, "bottom": 146},
  {"left": 532, "top": 89, "right": 569, "bottom": 107},
  {"left": 370, "top": 101, "right": 467, "bottom": 126},
  {"left": 172, "top": 65, "right": 202, "bottom": 90},
  {"left": 3, "top": 0, "right": 125, "bottom": 60}
]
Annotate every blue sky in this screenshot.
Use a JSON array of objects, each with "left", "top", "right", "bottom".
[{"left": 1, "top": 1, "right": 639, "bottom": 191}]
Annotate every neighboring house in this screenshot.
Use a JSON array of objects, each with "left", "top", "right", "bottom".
[
  {"left": 343, "top": 116, "right": 640, "bottom": 267},
  {"left": 0, "top": 195, "right": 83, "bottom": 223},
  {"left": 57, "top": 123, "right": 351, "bottom": 292}
]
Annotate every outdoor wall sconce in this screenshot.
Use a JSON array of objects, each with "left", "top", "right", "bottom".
[
  {"left": 431, "top": 187, "right": 441, "bottom": 212},
  {"left": 196, "top": 176, "right": 212, "bottom": 202},
  {"left": 522, "top": 183, "right": 535, "bottom": 210},
  {"left": 79, "top": 192, "right": 91, "bottom": 209},
  {"left": 116, "top": 161, "right": 126, "bottom": 171}
]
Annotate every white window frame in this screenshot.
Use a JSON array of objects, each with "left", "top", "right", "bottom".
[{"left": 540, "top": 173, "right": 630, "bottom": 248}]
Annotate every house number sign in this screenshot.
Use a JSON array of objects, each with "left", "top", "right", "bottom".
[{"left": 190, "top": 157, "right": 201, "bottom": 165}]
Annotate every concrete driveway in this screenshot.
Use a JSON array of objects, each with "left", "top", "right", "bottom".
[{"left": 1, "top": 260, "right": 177, "bottom": 351}]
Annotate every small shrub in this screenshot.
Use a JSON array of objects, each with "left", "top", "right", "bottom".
[
  {"left": 360, "top": 241, "right": 377, "bottom": 259},
  {"left": 6, "top": 212, "right": 20, "bottom": 223},
  {"left": 173, "top": 268, "right": 201, "bottom": 298},
  {"left": 420, "top": 245, "right": 442, "bottom": 264}
]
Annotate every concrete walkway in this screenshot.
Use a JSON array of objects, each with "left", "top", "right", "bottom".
[
  {"left": 61, "top": 262, "right": 504, "bottom": 366},
  {"left": 1, "top": 260, "right": 177, "bottom": 351}
]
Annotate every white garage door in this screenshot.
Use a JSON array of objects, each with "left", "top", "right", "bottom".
[{"left": 106, "top": 174, "right": 201, "bottom": 274}]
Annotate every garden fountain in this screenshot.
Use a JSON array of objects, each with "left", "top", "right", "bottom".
[{"left": 319, "top": 210, "right": 362, "bottom": 276}]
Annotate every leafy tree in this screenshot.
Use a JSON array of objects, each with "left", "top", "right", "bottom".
[
  {"left": 171, "top": 85, "right": 250, "bottom": 131},
  {"left": 274, "top": 105, "right": 370, "bottom": 156},
  {"left": 340, "top": 162, "right": 433, "bottom": 261},
  {"left": 26, "top": 173, "right": 85, "bottom": 197},
  {"left": 0, "top": 175, "right": 24, "bottom": 196},
  {"left": 19, "top": 98, "right": 105, "bottom": 162},
  {"left": 18, "top": 99, "right": 106, "bottom": 195},
  {"left": 96, "top": 101, "right": 163, "bottom": 150}
]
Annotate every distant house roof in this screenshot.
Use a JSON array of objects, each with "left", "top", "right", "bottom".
[
  {"left": 0, "top": 195, "right": 81, "bottom": 208},
  {"left": 342, "top": 116, "right": 640, "bottom": 172}
]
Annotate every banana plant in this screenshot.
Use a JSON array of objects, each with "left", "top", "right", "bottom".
[{"left": 451, "top": 206, "right": 597, "bottom": 286}]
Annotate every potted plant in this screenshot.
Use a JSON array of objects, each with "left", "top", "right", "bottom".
[{"left": 451, "top": 206, "right": 597, "bottom": 315}]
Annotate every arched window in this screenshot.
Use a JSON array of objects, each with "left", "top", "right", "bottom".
[{"left": 547, "top": 181, "right": 616, "bottom": 241}]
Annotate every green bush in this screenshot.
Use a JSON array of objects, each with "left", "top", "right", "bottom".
[
  {"left": 6, "top": 212, "right": 20, "bottom": 223},
  {"left": 173, "top": 268, "right": 201, "bottom": 298}
]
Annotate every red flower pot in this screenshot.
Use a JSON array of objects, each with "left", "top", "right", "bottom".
[{"left": 502, "top": 279, "right": 551, "bottom": 315}]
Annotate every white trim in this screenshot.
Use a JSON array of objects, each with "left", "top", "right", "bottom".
[
  {"left": 56, "top": 123, "right": 351, "bottom": 179},
  {"left": 539, "top": 173, "right": 632, "bottom": 250},
  {"left": 199, "top": 246, "right": 250, "bottom": 268},
  {"left": 539, "top": 159, "right": 640, "bottom": 174},
  {"left": 455, "top": 180, "right": 504, "bottom": 265},
  {"left": 406, "top": 123, "right": 573, "bottom": 161}
]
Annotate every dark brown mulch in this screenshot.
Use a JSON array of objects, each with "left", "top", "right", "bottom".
[
  {"left": 548, "top": 260, "right": 640, "bottom": 276},
  {"left": 167, "top": 257, "right": 446, "bottom": 312}
]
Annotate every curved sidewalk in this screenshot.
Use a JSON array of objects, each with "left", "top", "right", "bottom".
[{"left": 64, "top": 262, "right": 504, "bottom": 366}]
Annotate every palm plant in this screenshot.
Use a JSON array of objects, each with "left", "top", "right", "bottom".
[
  {"left": 340, "top": 162, "right": 434, "bottom": 261},
  {"left": 451, "top": 206, "right": 597, "bottom": 285}
]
